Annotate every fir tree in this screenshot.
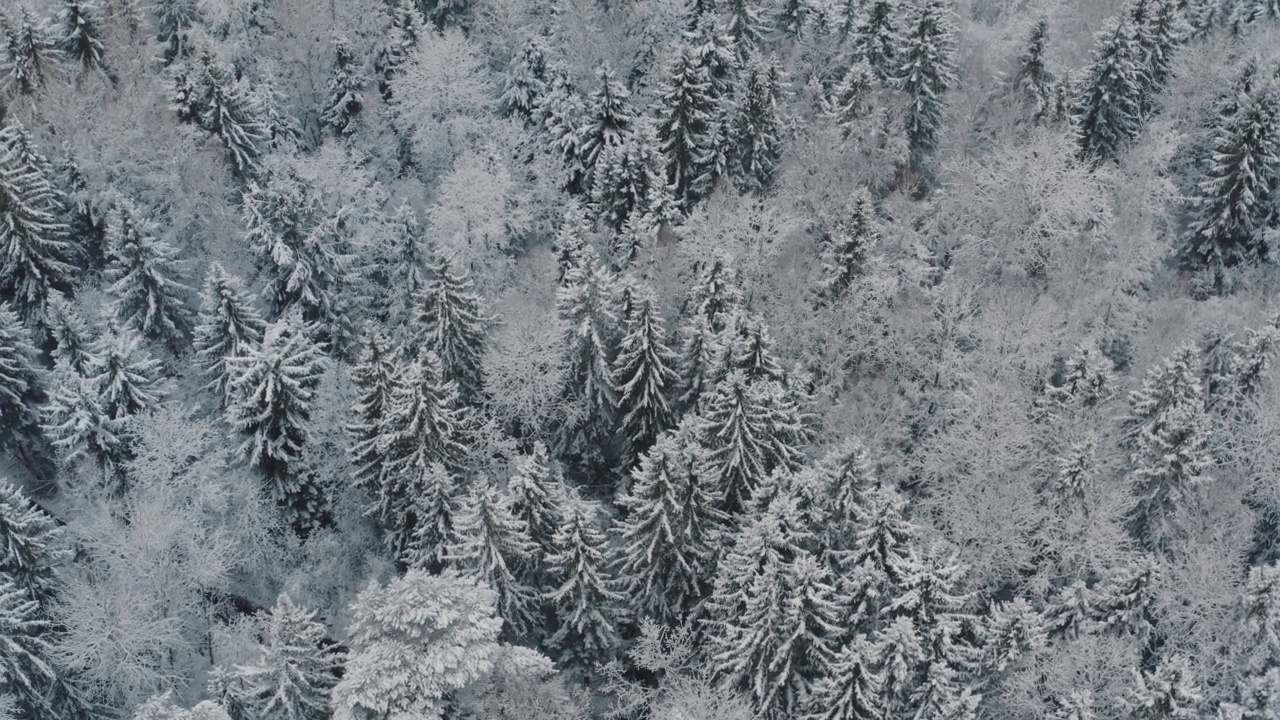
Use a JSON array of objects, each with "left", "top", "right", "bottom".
[
  {"left": 0, "top": 481, "right": 63, "bottom": 609},
  {"left": 1123, "top": 654, "right": 1201, "bottom": 719},
  {"left": 90, "top": 328, "right": 163, "bottom": 420},
  {"left": 346, "top": 330, "right": 399, "bottom": 495},
  {"left": 839, "top": 485, "right": 922, "bottom": 618},
  {"left": 591, "top": 119, "right": 670, "bottom": 237},
  {"left": 1181, "top": 82, "right": 1280, "bottom": 269},
  {"left": 725, "top": 313, "right": 785, "bottom": 384},
  {"left": 499, "top": 36, "right": 547, "bottom": 122},
  {"left": 731, "top": 53, "right": 784, "bottom": 195},
  {"left": 319, "top": 37, "right": 364, "bottom": 137},
  {"left": 895, "top": 0, "right": 958, "bottom": 163},
  {"left": 675, "top": 314, "right": 724, "bottom": 411},
  {"left": 856, "top": 0, "right": 899, "bottom": 81},
  {"left": 449, "top": 484, "right": 541, "bottom": 639},
  {"left": 414, "top": 253, "right": 486, "bottom": 402},
  {"left": 656, "top": 45, "right": 721, "bottom": 211},
  {"left": 1241, "top": 562, "right": 1280, "bottom": 668},
  {"left": 535, "top": 63, "right": 588, "bottom": 192},
  {"left": 193, "top": 52, "right": 268, "bottom": 176},
  {"left": 1076, "top": 18, "right": 1144, "bottom": 162},
  {"left": 819, "top": 189, "right": 879, "bottom": 302},
  {"left": 613, "top": 421, "right": 724, "bottom": 625},
  {"left": 193, "top": 263, "right": 267, "bottom": 405},
  {"left": 45, "top": 295, "right": 95, "bottom": 376},
  {"left": 0, "top": 304, "right": 42, "bottom": 459},
  {"left": 544, "top": 495, "right": 623, "bottom": 664},
  {"left": 0, "top": 122, "right": 77, "bottom": 327},
  {"left": 807, "top": 634, "right": 882, "bottom": 720},
  {"left": 103, "top": 199, "right": 193, "bottom": 350},
  {"left": 372, "top": 0, "right": 421, "bottom": 100},
  {"left": 153, "top": 0, "right": 200, "bottom": 63},
  {"left": 225, "top": 594, "right": 338, "bottom": 720},
  {"left": 579, "top": 65, "right": 633, "bottom": 184},
  {"left": 828, "top": 60, "right": 877, "bottom": 132},
  {"left": 1043, "top": 578, "right": 1093, "bottom": 641},
  {"left": 1091, "top": 555, "right": 1160, "bottom": 640},
  {"left": 614, "top": 284, "right": 679, "bottom": 467},
  {"left": 981, "top": 598, "right": 1046, "bottom": 677},
  {"left": 224, "top": 311, "right": 328, "bottom": 530},
  {"left": 700, "top": 371, "right": 803, "bottom": 514},
  {"left": 724, "top": 0, "right": 771, "bottom": 54},
  {"left": 1140, "top": 0, "right": 1188, "bottom": 103},
  {"left": 1009, "top": 19, "right": 1056, "bottom": 126},
  {"left": 507, "top": 441, "right": 567, "bottom": 564},
  {"left": 378, "top": 203, "right": 430, "bottom": 326},
  {"left": 0, "top": 579, "right": 73, "bottom": 720},
  {"left": 40, "top": 368, "right": 128, "bottom": 477},
  {"left": 687, "top": 253, "right": 744, "bottom": 333},
  {"left": 56, "top": 0, "right": 106, "bottom": 74},
  {"left": 555, "top": 244, "right": 619, "bottom": 472},
  {"left": 1, "top": 11, "right": 58, "bottom": 96},
  {"left": 875, "top": 615, "right": 927, "bottom": 713}
]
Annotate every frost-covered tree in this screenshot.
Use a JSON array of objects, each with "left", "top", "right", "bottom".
[
  {"left": 499, "top": 36, "right": 547, "bottom": 122},
  {"left": 332, "top": 570, "right": 552, "bottom": 720},
  {"left": 592, "top": 119, "right": 673, "bottom": 242},
  {"left": 656, "top": 45, "right": 721, "bottom": 211},
  {"left": 188, "top": 52, "right": 268, "bottom": 175},
  {"left": 1091, "top": 554, "right": 1160, "bottom": 640},
  {"left": 700, "top": 371, "right": 803, "bottom": 514},
  {"left": 194, "top": 263, "right": 266, "bottom": 405},
  {"left": 556, "top": 244, "right": 619, "bottom": 472},
  {"left": 614, "top": 284, "right": 679, "bottom": 466},
  {"left": 676, "top": 315, "right": 723, "bottom": 411},
  {"left": 1008, "top": 19, "right": 1056, "bottom": 126},
  {"left": 839, "top": 485, "right": 921, "bottom": 618},
  {"left": 375, "top": 204, "right": 430, "bottom": 326},
  {"left": 731, "top": 54, "right": 783, "bottom": 195},
  {"left": 0, "top": 481, "right": 63, "bottom": 609},
  {"left": 0, "top": 122, "right": 77, "bottom": 326},
  {"left": 373, "top": 0, "right": 421, "bottom": 100},
  {"left": 346, "top": 330, "right": 399, "bottom": 494},
  {"left": 819, "top": 190, "right": 879, "bottom": 302},
  {"left": 414, "top": 254, "right": 486, "bottom": 402},
  {"left": 319, "top": 37, "right": 364, "bottom": 137},
  {"left": 507, "top": 442, "right": 566, "bottom": 563},
  {"left": 45, "top": 296, "right": 95, "bottom": 376},
  {"left": 1123, "top": 654, "right": 1201, "bottom": 719},
  {"left": 613, "top": 421, "right": 724, "bottom": 625},
  {"left": 56, "top": 0, "right": 106, "bottom": 74},
  {"left": 895, "top": 0, "right": 957, "bottom": 162},
  {"left": 40, "top": 368, "right": 128, "bottom": 477},
  {"left": 724, "top": 0, "right": 770, "bottom": 54},
  {"left": 1043, "top": 578, "right": 1093, "bottom": 641},
  {"left": 153, "top": 0, "right": 200, "bottom": 63},
  {"left": 449, "top": 485, "right": 541, "bottom": 640},
  {"left": 1181, "top": 82, "right": 1280, "bottom": 269},
  {"left": 1076, "top": 18, "right": 1144, "bottom": 162},
  {"left": 224, "top": 311, "right": 328, "bottom": 529},
  {"left": 544, "top": 495, "right": 622, "bottom": 663},
  {"left": 0, "top": 304, "right": 42, "bottom": 459},
  {"left": 856, "top": 0, "right": 898, "bottom": 80},
  {"left": 90, "top": 329, "right": 163, "bottom": 421},
  {"left": 827, "top": 59, "right": 877, "bottom": 134},
  {"left": 579, "top": 65, "right": 633, "bottom": 184},
  {"left": 687, "top": 253, "right": 745, "bottom": 334},
  {"left": 725, "top": 313, "right": 785, "bottom": 384},
  {"left": 981, "top": 597, "right": 1046, "bottom": 679},
  {"left": 103, "top": 199, "right": 193, "bottom": 349},
  {"left": 807, "top": 633, "right": 881, "bottom": 720},
  {"left": 1, "top": 11, "right": 58, "bottom": 96},
  {"left": 1139, "top": 0, "right": 1187, "bottom": 102},
  {"left": 222, "top": 594, "right": 338, "bottom": 720}
]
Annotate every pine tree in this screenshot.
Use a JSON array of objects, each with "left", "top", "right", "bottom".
[
  {"left": 1123, "top": 654, "right": 1201, "bottom": 719},
  {"left": 819, "top": 189, "right": 879, "bottom": 302},
  {"left": 1181, "top": 83, "right": 1280, "bottom": 269},
  {"left": 614, "top": 284, "right": 679, "bottom": 466},
  {"left": 346, "top": 331, "right": 399, "bottom": 495},
  {"left": 226, "top": 595, "right": 338, "bottom": 720},
  {"left": 414, "top": 254, "right": 486, "bottom": 402},
  {"left": 579, "top": 65, "right": 633, "bottom": 184},
  {"left": 103, "top": 199, "right": 193, "bottom": 349},
  {"left": 807, "top": 634, "right": 882, "bottom": 720},
  {"left": 319, "top": 37, "right": 364, "bottom": 137},
  {"left": 895, "top": 0, "right": 958, "bottom": 163},
  {"left": 1009, "top": 19, "right": 1056, "bottom": 126},
  {"left": 856, "top": 0, "right": 899, "bottom": 81},
  {"left": 499, "top": 36, "right": 547, "bottom": 122},
  {"left": 1, "top": 11, "right": 58, "bottom": 96},
  {"left": 194, "top": 263, "right": 267, "bottom": 405},
  {"left": 656, "top": 45, "right": 721, "bottom": 211},
  {"left": 0, "top": 481, "right": 63, "bottom": 609},
  {"left": 1076, "top": 18, "right": 1145, "bottom": 162},
  {"left": 700, "top": 371, "right": 803, "bottom": 514},
  {"left": 224, "top": 311, "right": 328, "bottom": 530},
  {"left": 154, "top": 0, "right": 200, "bottom": 63},
  {"left": 0, "top": 122, "right": 77, "bottom": 327},
  {"left": 544, "top": 495, "right": 623, "bottom": 663},
  {"left": 56, "top": 0, "right": 106, "bottom": 74},
  {"left": 556, "top": 244, "right": 619, "bottom": 472},
  {"left": 0, "top": 304, "right": 42, "bottom": 458},
  {"left": 613, "top": 421, "right": 724, "bottom": 625},
  {"left": 731, "top": 54, "right": 784, "bottom": 195},
  {"left": 449, "top": 484, "right": 541, "bottom": 639},
  {"left": 377, "top": 349, "right": 466, "bottom": 558}
]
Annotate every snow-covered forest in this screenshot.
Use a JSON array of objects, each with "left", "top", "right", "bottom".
[{"left": 1, "top": 0, "right": 1280, "bottom": 716}]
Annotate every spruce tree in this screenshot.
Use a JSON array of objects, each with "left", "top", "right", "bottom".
[
  {"left": 103, "top": 199, "right": 194, "bottom": 350},
  {"left": 819, "top": 189, "right": 879, "bottom": 302},
  {"left": 1043, "top": 579, "right": 1093, "bottom": 641},
  {"left": 724, "top": 0, "right": 770, "bottom": 54},
  {"left": 895, "top": 0, "right": 958, "bottom": 163},
  {"left": 449, "top": 484, "right": 541, "bottom": 639},
  {"left": 1141, "top": 0, "right": 1188, "bottom": 103},
  {"left": 224, "top": 311, "right": 328, "bottom": 530},
  {"left": 1, "top": 11, "right": 57, "bottom": 96},
  {"left": 507, "top": 441, "right": 567, "bottom": 564},
  {"left": 153, "top": 0, "right": 200, "bottom": 63},
  {"left": 499, "top": 36, "right": 547, "bottom": 122},
  {"left": 544, "top": 495, "right": 623, "bottom": 664},
  {"left": 856, "top": 0, "right": 899, "bottom": 81},
  {"left": 591, "top": 119, "right": 670, "bottom": 238},
  {"left": 535, "top": 63, "right": 588, "bottom": 192},
  {"left": 0, "top": 481, "right": 63, "bottom": 609},
  {"left": 579, "top": 65, "right": 633, "bottom": 184},
  {"left": 0, "top": 122, "right": 77, "bottom": 327},
  {"left": 700, "top": 370, "right": 803, "bottom": 514},
  {"left": 828, "top": 60, "right": 877, "bottom": 133},
  {"left": 656, "top": 45, "right": 721, "bottom": 211},
  {"left": 555, "top": 244, "right": 619, "bottom": 472},
  {"left": 373, "top": 0, "right": 420, "bottom": 100},
  {"left": 807, "top": 633, "right": 882, "bottom": 720},
  {"left": 1091, "top": 554, "right": 1160, "bottom": 640},
  {"left": 346, "top": 330, "right": 399, "bottom": 495},
  {"left": 675, "top": 314, "right": 724, "bottom": 411},
  {"left": 225, "top": 594, "right": 338, "bottom": 720},
  {"left": 1123, "top": 654, "right": 1201, "bottom": 719},
  {"left": 0, "top": 304, "right": 42, "bottom": 460},
  {"left": 413, "top": 253, "right": 486, "bottom": 402},
  {"left": 1181, "top": 82, "right": 1280, "bottom": 269},
  {"left": 874, "top": 615, "right": 926, "bottom": 714},
  {"left": 378, "top": 203, "right": 430, "bottom": 326},
  {"left": 839, "top": 485, "right": 922, "bottom": 618},
  {"left": 193, "top": 51, "right": 268, "bottom": 176},
  {"left": 1009, "top": 19, "right": 1056, "bottom": 126},
  {"left": 45, "top": 295, "right": 95, "bottom": 376},
  {"left": 614, "top": 284, "right": 679, "bottom": 467},
  {"left": 613, "top": 421, "right": 724, "bottom": 625},
  {"left": 725, "top": 312, "right": 785, "bottom": 384},
  {"left": 90, "top": 328, "right": 163, "bottom": 420},
  {"left": 731, "top": 54, "right": 784, "bottom": 195},
  {"left": 319, "top": 37, "right": 364, "bottom": 137},
  {"left": 404, "top": 462, "right": 461, "bottom": 573},
  {"left": 56, "top": 0, "right": 106, "bottom": 74},
  {"left": 1076, "top": 18, "right": 1144, "bottom": 162},
  {"left": 40, "top": 368, "right": 128, "bottom": 477},
  {"left": 193, "top": 263, "right": 267, "bottom": 405},
  {"left": 0, "top": 579, "right": 74, "bottom": 720}
]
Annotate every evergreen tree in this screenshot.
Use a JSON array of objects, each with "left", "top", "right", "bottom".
[
  {"left": 507, "top": 441, "right": 567, "bottom": 564},
  {"left": 449, "top": 484, "right": 541, "bottom": 639},
  {"left": 377, "top": 350, "right": 467, "bottom": 558},
  {"left": 1241, "top": 562, "right": 1280, "bottom": 669},
  {"left": 895, "top": 0, "right": 958, "bottom": 163},
  {"left": 819, "top": 189, "right": 879, "bottom": 302},
  {"left": 398, "top": 463, "right": 460, "bottom": 574},
  {"left": 731, "top": 54, "right": 784, "bottom": 195},
  {"left": 875, "top": 615, "right": 927, "bottom": 714},
  {"left": 45, "top": 295, "right": 95, "bottom": 376},
  {"left": 614, "top": 284, "right": 679, "bottom": 467},
  {"left": 346, "top": 331, "right": 399, "bottom": 496},
  {"left": 1043, "top": 578, "right": 1093, "bottom": 641},
  {"left": 222, "top": 595, "right": 337, "bottom": 720},
  {"left": 0, "top": 304, "right": 42, "bottom": 460},
  {"left": 555, "top": 244, "right": 619, "bottom": 472},
  {"left": 700, "top": 370, "right": 803, "bottom": 514},
  {"left": 839, "top": 485, "right": 922, "bottom": 618},
  {"left": 579, "top": 65, "right": 633, "bottom": 184},
  {"left": 535, "top": 63, "right": 588, "bottom": 192},
  {"left": 0, "top": 481, "right": 63, "bottom": 609},
  {"left": 1140, "top": 0, "right": 1188, "bottom": 103},
  {"left": 613, "top": 421, "right": 724, "bottom": 625},
  {"left": 1091, "top": 555, "right": 1160, "bottom": 640},
  {"left": 103, "top": 199, "right": 193, "bottom": 350},
  {"left": 981, "top": 598, "right": 1046, "bottom": 678},
  {"left": 591, "top": 119, "right": 671, "bottom": 238},
  {"left": 544, "top": 495, "right": 623, "bottom": 663},
  {"left": 413, "top": 253, "right": 486, "bottom": 402},
  {"left": 1009, "top": 18, "right": 1056, "bottom": 126},
  {"left": 40, "top": 368, "right": 128, "bottom": 477},
  {"left": 724, "top": 0, "right": 770, "bottom": 53},
  {"left": 1076, "top": 18, "right": 1144, "bottom": 162},
  {"left": 153, "top": 0, "right": 200, "bottom": 63},
  {"left": 828, "top": 60, "right": 877, "bottom": 132},
  {"left": 855, "top": 0, "right": 899, "bottom": 81},
  {"left": 656, "top": 45, "right": 721, "bottom": 211},
  {"left": 807, "top": 634, "right": 882, "bottom": 720},
  {"left": 374, "top": 0, "right": 422, "bottom": 100},
  {"left": 0, "top": 579, "right": 79, "bottom": 720},
  {"left": 725, "top": 312, "right": 785, "bottom": 384},
  {"left": 192, "top": 52, "right": 268, "bottom": 175},
  {"left": 1, "top": 11, "right": 58, "bottom": 96},
  {"left": 194, "top": 263, "right": 267, "bottom": 405},
  {"left": 319, "top": 37, "right": 364, "bottom": 137},
  {"left": 675, "top": 314, "right": 724, "bottom": 410},
  {"left": 1123, "top": 654, "right": 1201, "bottom": 719},
  {"left": 1181, "top": 82, "right": 1280, "bottom": 269},
  {"left": 56, "top": 0, "right": 106, "bottom": 74},
  {"left": 499, "top": 36, "right": 547, "bottom": 122},
  {"left": 224, "top": 311, "right": 328, "bottom": 530},
  {"left": 0, "top": 122, "right": 77, "bottom": 327},
  {"left": 90, "top": 328, "right": 163, "bottom": 421},
  {"left": 377, "top": 203, "right": 430, "bottom": 326},
  {"left": 687, "top": 253, "right": 744, "bottom": 333}
]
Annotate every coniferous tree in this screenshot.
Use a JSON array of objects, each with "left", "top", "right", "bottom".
[
  {"left": 855, "top": 0, "right": 899, "bottom": 81},
  {"left": 1091, "top": 554, "right": 1160, "bottom": 640},
  {"left": 555, "top": 244, "right": 619, "bottom": 473},
  {"left": 731, "top": 54, "right": 784, "bottom": 195},
  {"left": 895, "top": 0, "right": 958, "bottom": 163},
  {"left": 90, "top": 328, "right": 163, "bottom": 421},
  {"left": 414, "top": 253, "right": 486, "bottom": 402},
  {"left": 507, "top": 441, "right": 567, "bottom": 564},
  {"left": 103, "top": 199, "right": 193, "bottom": 350},
  {"left": 828, "top": 60, "right": 877, "bottom": 133},
  {"left": 656, "top": 44, "right": 721, "bottom": 211},
  {"left": 579, "top": 65, "right": 633, "bottom": 185},
  {"left": 40, "top": 368, "right": 128, "bottom": 477},
  {"left": 1043, "top": 579, "right": 1093, "bottom": 641},
  {"left": 807, "top": 633, "right": 882, "bottom": 720},
  {"left": 0, "top": 304, "right": 42, "bottom": 461},
  {"left": 874, "top": 615, "right": 926, "bottom": 714},
  {"left": 591, "top": 119, "right": 671, "bottom": 239},
  {"left": 56, "top": 0, "right": 106, "bottom": 74},
  {"left": 675, "top": 314, "right": 724, "bottom": 411},
  {"left": 500, "top": 36, "right": 547, "bottom": 122},
  {"left": 536, "top": 63, "right": 588, "bottom": 192},
  {"left": 839, "top": 485, "right": 922, "bottom": 619},
  {"left": 45, "top": 295, "right": 95, "bottom": 376},
  {"left": 1140, "top": 0, "right": 1188, "bottom": 103},
  {"left": 346, "top": 330, "right": 399, "bottom": 494},
  {"left": 153, "top": 0, "right": 200, "bottom": 63},
  {"left": 1076, "top": 18, "right": 1144, "bottom": 162},
  {"left": 724, "top": 0, "right": 770, "bottom": 54},
  {"left": 1181, "top": 82, "right": 1280, "bottom": 269},
  {"left": 191, "top": 51, "right": 268, "bottom": 176},
  {"left": 403, "top": 462, "right": 461, "bottom": 573},
  {"left": 687, "top": 253, "right": 744, "bottom": 333},
  {"left": 0, "top": 481, "right": 63, "bottom": 609},
  {"left": 700, "top": 370, "right": 803, "bottom": 514},
  {"left": 319, "top": 37, "right": 364, "bottom": 137},
  {"left": 377, "top": 203, "right": 430, "bottom": 326},
  {"left": 544, "top": 495, "right": 623, "bottom": 664},
  {"left": 222, "top": 594, "right": 337, "bottom": 720},
  {"left": 225, "top": 311, "right": 328, "bottom": 530},
  {"left": 0, "top": 122, "right": 77, "bottom": 327},
  {"left": 0, "top": 579, "right": 85, "bottom": 720},
  {"left": 372, "top": 0, "right": 421, "bottom": 100},
  {"left": 819, "top": 189, "right": 879, "bottom": 302},
  {"left": 1008, "top": 19, "right": 1056, "bottom": 126},
  {"left": 449, "top": 484, "right": 541, "bottom": 639},
  {"left": 1123, "top": 654, "right": 1201, "bottom": 720},
  {"left": 194, "top": 263, "right": 267, "bottom": 405},
  {"left": 1, "top": 11, "right": 58, "bottom": 96},
  {"left": 725, "top": 313, "right": 785, "bottom": 384},
  {"left": 614, "top": 284, "right": 679, "bottom": 467}
]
